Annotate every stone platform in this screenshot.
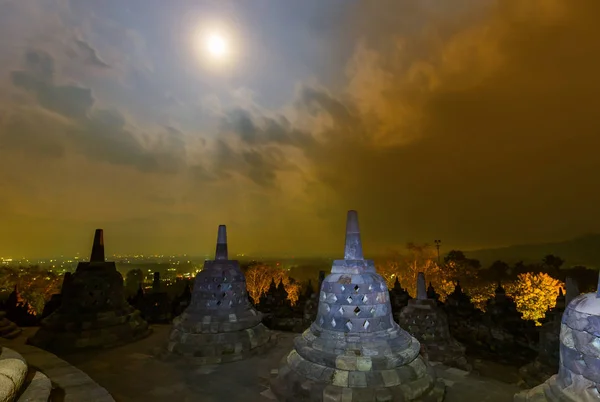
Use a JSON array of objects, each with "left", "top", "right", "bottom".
[
  {"left": 7, "top": 326, "right": 521, "bottom": 402},
  {"left": 0, "top": 334, "right": 114, "bottom": 402}
]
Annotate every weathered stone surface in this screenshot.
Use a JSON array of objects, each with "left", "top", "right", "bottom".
[
  {"left": 2, "top": 342, "right": 115, "bottom": 402},
  {"left": 515, "top": 290, "right": 600, "bottom": 401},
  {"left": 0, "top": 313, "right": 21, "bottom": 340},
  {"left": 0, "top": 346, "right": 28, "bottom": 402},
  {"left": 166, "top": 225, "right": 275, "bottom": 363},
  {"left": 271, "top": 211, "right": 445, "bottom": 401},
  {"left": 17, "top": 370, "right": 52, "bottom": 402},
  {"left": 397, "top": 275, "right": 470, "bottom": 372},
  {"left": 28, "top": 229, "right": 150, "bottom": 353}
]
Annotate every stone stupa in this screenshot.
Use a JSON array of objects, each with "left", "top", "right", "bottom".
[
  {"left": 397, "top": 273, "right": 470, "bottom": 371},
  {"left": 28, "top": 229, "right": 150, "bottom": 353},
  {"left": 166, "top": 225, "right": 275, "bottom": 364},
  {"left": 515, "top": 272, "right": 600, "bottom": 401},
  {"left": 271, "top": 210, "right": 445, "bottom": 401},
  {"left": 0, "top": 312, "right": 21, "bottom": 339}
]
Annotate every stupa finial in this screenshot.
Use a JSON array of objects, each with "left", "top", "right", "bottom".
[
  {"left": 417, "top": 272, "right": 427, "bottom": 300},
  {"left": 344, "top": 210, "right": 363, "bottom": 260},
  {"left": 215, "top": 225, "right": 228, "bottom": 260},
  {"left": 90, "top": 229, "right": 105, "bottom": 262}
]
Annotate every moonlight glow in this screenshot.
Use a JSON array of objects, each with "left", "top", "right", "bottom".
[{"left": 205, "top": 33, "right": 228, "bottom": 59}]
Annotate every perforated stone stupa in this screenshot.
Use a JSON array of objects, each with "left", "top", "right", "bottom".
[
  {"left": 397, "top": 273, "right": 470, "bottom": 371},
  {"left": 271, "top": 210, "right": 445, "bottom": 402},
  {"left": 166, "top": 225, "right": 274, "bottom": 363},
  {"left": 515, "top": 272, "right": 600, "bottom": 401},
  {"left": 28, "top": 229, "right": 150, "bottom": 353}
]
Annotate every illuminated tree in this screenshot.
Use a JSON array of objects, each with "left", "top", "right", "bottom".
[
  {"left": 244, "top": 264, "right": 301, "bottom": 306},
  {"left": 507, "top": 272, "right": 564, "bottom": 324},
  {"left": 376, "top": 243, "right": 443, "bottom": 298}
]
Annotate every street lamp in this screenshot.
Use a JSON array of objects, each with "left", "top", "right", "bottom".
[{"left": 434, "top": 240, "right": 441, "bottom": 265}]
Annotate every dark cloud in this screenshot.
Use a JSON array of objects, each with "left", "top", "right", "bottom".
[
  {"left": 221, "top": 107, "right": 314, "bottom": 148},
  {"left": 214, "top": 0, "right": 600, "bottom": 250},
  {"left": 8, "top": 49, "right": 185, "bottom": 174},
  {"left": 74, "top": 38, "right": 110, "bottom": 68},
  {"left": 303, "top": 0, "right": 600, "bottom": 249},
  {"left": 11, "top": 50, "right": 94, "bottom": 119}
]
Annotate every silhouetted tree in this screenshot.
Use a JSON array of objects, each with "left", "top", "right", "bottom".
[
  {"left": 482, "top": 260, "right": 511, "bottom": 282},
  {"left": 541, "top": 254, "right": 565, "bottom": 279},
  {"left": 513, "top": 260, "right": 528, "bottom": 276},
  {"left": 443, "top": 249, "right": 481, "bottom": 288}
]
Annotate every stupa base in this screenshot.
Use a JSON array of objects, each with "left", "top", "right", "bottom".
[
  {"left": 518, "top": 359, "right": 558, "bottom": 389},
  {"left": 425, "top": 342, "right": 471, "bottom": 372},
  {"left": 165, "top": 322, "right": 276, "bottom": 364},
  {"left": 28, "top": 309, "right": 151, "bottom": 353},
  {"left": 271, "top": 350, "right": 445, "bottom": 402},
  {"left": 514, "top": 372, "right": 600, "bottom": 402},
  {"left": 0, "top": 312, "right": 21, "bottom": 339}
]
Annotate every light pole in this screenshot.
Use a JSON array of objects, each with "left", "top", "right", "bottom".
[{"left": 434, "top": 240, "right": 441, "bottom": 266}]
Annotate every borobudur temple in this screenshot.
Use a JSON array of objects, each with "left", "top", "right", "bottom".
[
  {"left": 270, "top": 210, "right": 445, "bottom": 402},
  {"left": 166, "top": 225, "right": 275, "bottom": 364}
]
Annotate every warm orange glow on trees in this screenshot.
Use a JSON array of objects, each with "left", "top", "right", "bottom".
[
  {"left": 375, "top": 245, "right": 565, "bottom": 323},
  {"left": 507, "top": 272, "right": 564, "bottom": 324},
  {"left": 244, "top": 264, "right": 301, "bottom": 305},
  {"left": 376, "top": 243, "right": 442, "bottom": 297}
]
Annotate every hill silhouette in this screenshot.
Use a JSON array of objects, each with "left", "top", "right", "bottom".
[{"left": 464, "top": 234, "right": 600, "bottom": 269}]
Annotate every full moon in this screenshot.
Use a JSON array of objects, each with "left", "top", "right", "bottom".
[{"left": 205, "top": 33, "right": 228, "bottom": 59}]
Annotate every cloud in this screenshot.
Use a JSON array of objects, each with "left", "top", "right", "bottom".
[
  {"left": 73, "top": 38, "right": 110, "bottom": 68},
  {"left": 3, "top": 0, "right": 600, "bottom": 257},
  {"left": 11, "top": 53, "right": 94, "bottom": 120},
  {"left": 7, "top": 49, "right": 186, "bottom": 174},
  {"left": 214, "top": 0, "right": 600, "bottom": 250}
]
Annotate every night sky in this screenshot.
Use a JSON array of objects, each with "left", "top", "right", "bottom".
[{"left": 0, "top": 0, "right": 599, "bottom": 258}]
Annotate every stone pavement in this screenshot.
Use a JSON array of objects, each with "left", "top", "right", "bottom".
[
  {"left": 1, "top": 329, "right": 114, "bottom": 401},
  {"left": 8, "top": 326, "right": 521, "bottom": 401}
]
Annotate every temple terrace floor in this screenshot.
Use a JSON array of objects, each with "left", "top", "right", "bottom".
[{"left": 2, "top": 325, "right": 522, "bottom": 402}]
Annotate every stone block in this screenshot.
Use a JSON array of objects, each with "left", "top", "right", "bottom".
[
  {"left": 344, "top": 372, "right": 365, "bottom": 389},
  {"left": 336, "top": 355, "right": 357, "bottom": 371},
  {"left": 356, "top": 357, "right": 372, "bottom": 372},
  {"left": 323, "top": 385, "right": 343, "bottom": 402},
  {"left": 332, "top": 370, "right": 349, "bottom": 387},
  {"left": 380, "top": 369, "right": 401, "bottom": 387}
]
